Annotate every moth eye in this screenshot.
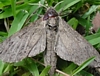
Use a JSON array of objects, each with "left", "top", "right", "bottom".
[
  {"left": 48, "top": 11, "right": 53, "bottom": 16},
  {"left": 48, "top": 10, "right": 58, "bottom": 18},
  {"left": 43, "top": 13, "right": 49, "bottom": 20},
  {"left": 43, "top": 15, "right": 49, "bottom": 20}
]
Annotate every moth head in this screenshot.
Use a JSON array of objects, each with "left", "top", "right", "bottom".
[{"left": 43, "top": 7, "right": 58, "bottom": 20}]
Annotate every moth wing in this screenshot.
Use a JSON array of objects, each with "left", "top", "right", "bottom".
[
  {"left": 0, "top": 18, "right": 46, "bottom": 63},
  {"left": 56, "top": 17, "right": 100, "bottom": 67}
]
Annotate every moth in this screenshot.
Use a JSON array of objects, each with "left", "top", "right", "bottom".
[{"left": 0, "top": 7, "right": 100, "bottom": 76}]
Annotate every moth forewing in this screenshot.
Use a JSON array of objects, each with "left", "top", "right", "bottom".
[
  {"left": 0, "top": 18, "right": 46, "bottom": 63},
  {"left": 28, "top": 26, "right": 46, "bottom": 57},
  {"left": 0, "top": 7, "right": 100, "bottom": 76},
  {"left": 56, "top": 17, "right": 100, "bottom": 67}
]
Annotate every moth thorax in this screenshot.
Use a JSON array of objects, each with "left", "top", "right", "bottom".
[{"left": 47, "top": 17, "right": 59, "bottom": 31}]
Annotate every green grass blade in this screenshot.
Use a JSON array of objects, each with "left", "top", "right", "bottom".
[
  {"left": 40, "top": 65, "right": 51, "bottom": 76},
  {"left": 0, "top": 0, "right": 11, "bottom": 9},
  {"left": 0, "top": 31, "right": 7, "bottom": 36},
  {"left": 0, "top": 60, "right": 5, "bottom": 75},
  {"left": 68, "top": 18, "right": 78, "bottom": 30},
  {"left": 0, "top": 60, "right": 11, "bottom": 76},
  {"left": 75, "top": 70, "right": 93, "bottom": 76},
  {"left": 8, "top": 10, "right": 29, "bottom": 37},
  {"left": 11, "top": 0, "right": 16, "bottom": 17},
  {"left": 77, "top": 16, "right": 92, "bottom": 29},
  {"left": 88, "top": 37, "right": 100, "bottom": 45},
  {"left": 63, "top": 0, "right": 81, "bottom": 11},
  {"left": 55, "top": 0, "right": 81, "bottom": 12},
  {"left": 72, "top": 56, "right": 95, "bottom": 75},
  {"left": 85, "top": 32, "right": 100, "bottom": 40},
  {"left": 82, "top": 5, "right": 98, "bottom": 19},
  {"left": 63, "top": 63, "right": 77, "bottom": 75},
  {"left": 14, "top": 58, "right": 39, "bottom": 76},
  {"left": 25, "top": 58, "right": 39, "bottom": 76}
]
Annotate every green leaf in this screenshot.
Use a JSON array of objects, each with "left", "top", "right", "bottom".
[
  {"left": 78, "top": 17, "right": 92, "bottom": 27},
  {"left": 68, "top": 18, "right": 78, "bottom": 30},
  {"left": 3, "top": 64, "right": 11, "bottom": 73},
  {"left": 47, "top": 0, "right": 54, "bottom": 6},
  {"left": 63, "top": 0, "right": 81, "bottom": 11},
  {"left": 8, "top": 0, "right": 44, "bottom": 37},
  {"left": 14, "top": 58, "right": 39, "bottom": 76},
  {"left": 30, "top": 7, "right": 43, "bottom": 22},
  {"left": 40, "top": 0, "right": 45, "bottom": 5},
  {"left": 0, "top": 0, "right": 11, "bottom": 9},
  {"left": 96, "top": 43, "right": 100, "bottom": 50},
  {"left": 63, "top": 63, "right": 77, "bottom": 75},
  {"left": 8, "top": 10, "right": 29, "bottom": 37},
  {"left": 25, "top": 58, "right": 39, "bottom": 76},
  {"left": 77, "top": 16, "right": 92, "bottom": 34},
  {"left": 0, "top": 1, "right": 41, "bottom": 19},
  {"left": 40, "top": 66, "right": 51, "bottom": 76},
  {"left": 0, "top": 31, "right": 7, "bottom": 36},
  {"left": 72, "top": 56, "right": 95, "bottom": 75},
  {"left": 88, "top": 37, "right": 100, "bottom": 45},
  {"left": 0, "top": 6, "right": 13, "bottom": 19},
  {"left": 0, "top": 60, "right": 5, "bottom": 75},
  {"left": 75, "top": 70, "right": 93, "bottom": 76},
  {"left": 28, "top": 0, "right": 44, "bottom": 14},
  {"left": 0, "top": 60, "right": 11, "bottom": 76},
  {"left": 85, "top": 32, "right": 100, "bottom": 41},
  {"left": 82, "top": 5, "right": 98, "bottom": 18},
  {"left": 55, "top": 0, "right": 81, "bottom": 12},
  {"left": 28, "top": 5, "right": 39, "bottom": 14},
  {"left": 11, "top": 0, "right": 16, "bottom": 17}
]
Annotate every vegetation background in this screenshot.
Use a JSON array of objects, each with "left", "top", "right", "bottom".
[{"left": 0, "top": 0, "right": 100, "bottom": 76}]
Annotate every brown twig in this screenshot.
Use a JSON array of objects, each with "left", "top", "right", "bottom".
[{"left": 56, "top": 69, "right": 70, "bottom": 76}]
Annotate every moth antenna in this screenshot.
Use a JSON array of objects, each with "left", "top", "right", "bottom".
[
  {"left": 54, "top": 1, "right": 63, "bottom": 9},
  {"left": 29, "top": 1, "right": 47, "bottom": 9},
  {"left": 54, "top": 1, "right": 64, "bottom": 15}
]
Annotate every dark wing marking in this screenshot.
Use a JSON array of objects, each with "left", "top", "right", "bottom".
[
  {"left": 55, "top": 17, "right": 100, "bottom": 67},
  {"left": 0, "top": 18, "right": 46, "bottom": 63}
]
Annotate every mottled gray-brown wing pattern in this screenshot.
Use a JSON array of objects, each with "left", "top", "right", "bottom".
[
  {"left": 55, "top": 17, "right": 100, "bottom": 67},
  {"left": 0, "top": 18, "right": 46, "bottom": 63}
]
